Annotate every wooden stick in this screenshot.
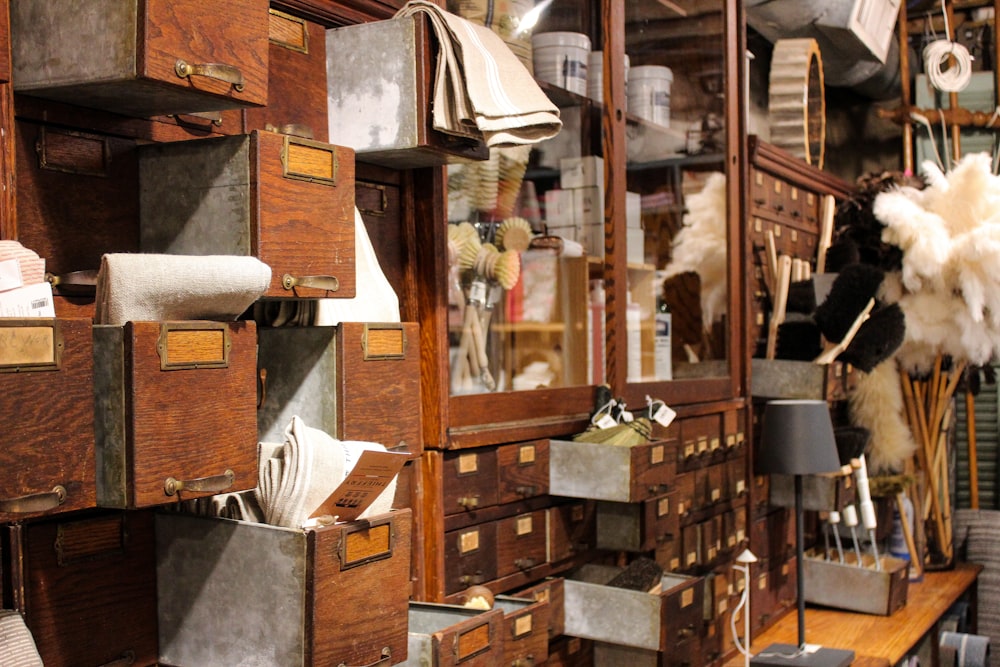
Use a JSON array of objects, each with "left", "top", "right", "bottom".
[
  {"left": 816, "top": 194, "right": 835, "bottom": 274},
  {"left": 766, "top": 255, "right": 791, "bottom": 360},
  {"left": 896, "top": 492, "right": 923, "bottom": 578},
  {"left": 967, "top": 388, "right": 980, "bottom": 509}
]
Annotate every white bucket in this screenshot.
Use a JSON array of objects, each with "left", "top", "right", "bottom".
[
  {"left": 627, "top": 65, "right": 673, "bottom": 127},
  {"left": 587, "top": 51, "right": 630, "bottom": 103},
  {"left": 532, "top": 31, "right": 591, "bottom": 96}
]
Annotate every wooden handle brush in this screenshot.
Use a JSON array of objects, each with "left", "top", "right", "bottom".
[
  {"left": 814, "top": 297, "right": 874, "bottom": 365},
  {"left": 816, "top": 194, "right": 835, "bottom": 274},
  {"left": 766, "top": 255, "right": 792, "bottom": 360}
]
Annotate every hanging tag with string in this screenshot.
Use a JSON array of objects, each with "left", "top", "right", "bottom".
[{"left": 646, "top": 395, "right": 676, "bottom": 428}]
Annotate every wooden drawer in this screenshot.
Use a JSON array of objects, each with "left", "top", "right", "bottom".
[
  {"left": 654, "top": 531, "right": 682, "bottom": 573},
  {"left": 596, "top": 494, "right": 678, "bottom": 552},
  {"left": 11, "top": 0, "right": 268, "bottom": 117},
  {"left": 593, "top": 634, "right": 701, "bottom": 667},
  {"left": 404, "top": 602, "right": 505, "bottom": 667},
  {"left": 444, "top": 522, "right": 498, "bottom": 595},
  {"left": 497, "top": 510, "right": 547, "bottom": 578},
  {"left": 515, "top": 578, "right": 565, "bottom": 638},
  {"left": 564, "top": 565, "right": 703, "bottom": 652},
  {"left": 546, "top": 636, "right": 593, "bottom": 667},
  {"left": 138, "top": 130, "right": 356, "bottom": 299},
  {"left": 157, "top": 509, "right": 411, "bottom": 666},
  {"left": 550, "top": 438, "right": 674, "bottom": 503},
  {"left": 722, "top": 408, "right": 746, "bottom": 453},
  {"left": 726, "top": 455, "right": 748, "bottom": 501},
  {"left": 6, "top": 510, "right": 158, "bottom": 667},
  {"left": 681, "top": 523, "right": 700, "bottom": 570},
  {"left": 721, "top": 506, "right": 748, "bottom": 553},
  {"left": 244, "top": 10, "right": 329, "bottom": 142},
  {"left": 494, "top": 595, "right": 550, "bottom": 667},
  {"left": 546, "top": 500, "right": 596, "bottom": 563},
  {"left": 677, "top": 414, "right": 721, "bottom": 471},
  {"left": 443, "top": 448, "right": 499, "bottom": 515},
  {"left": 700, "top": 516, "right": 723, "bottom": 567},
  {"left": 16, "top": 121, "right": 139, "bottom": 282},
  {"left": 326, "top": 14, "right": 488, "bottom": 168},
  {"left": 257, "top": 323, "right": 422, "bottom": 456},
  {"left": 93, "top": 321, "right": 258, "bottom": 508},
  {"left": 497, "top": 441, "right": 549, "bottom": 503},
  {"left": 0, "top": 318, "right": 96, "bottom": 520}
]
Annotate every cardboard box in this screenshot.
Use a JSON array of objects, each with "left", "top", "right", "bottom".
[
  {"left": 560, "top": 156, "right": 604, "bottom": 189},
  {"left": 573, "top": 185, "right": 604, "bottom": 225},
  {"left": 627, "top": 191, "right": 643, "bottom": 228},
  {"left": 544, "top": 188, "right": 576, "bottom": 227}
]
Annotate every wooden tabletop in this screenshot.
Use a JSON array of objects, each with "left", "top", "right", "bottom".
[{"left": 727, "top": 561, "right": 982, "bottom": 666}]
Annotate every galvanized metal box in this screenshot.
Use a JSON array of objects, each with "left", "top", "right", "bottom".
[
  {"left": 803, "top": 551, "right": 909, "bottom": 615},
  {"left": 596, "top": 493, "right": 679, "bottom": 552},
  {"left": 257, "top": 322, "right": 422, "bottom": 456},
  {"left": 326, "top": 15, "right": 489, "bottom": 168},
  {"left": 563, "top": 564, "right": 703, "bottom": 652},
  {"left": 138, "top": 129, "right": 356, "bottom": 299},
  {"left": 0, "top": 318, "right": 96, "bottom": 521},
  {"left": 11, "top": 0, "right": 269, "bottom": 117},
  {"left": 93, "top": 320, "right": 258, "bottom": 509},
  {"left": 157, "top": 508, "right": 412, "bottom": 667},
  {"left": 549, "top": 438, "right": 675, "bottom": 503},
  {"left": 403, "top": 602, "right": 505, "bottom": 667}
]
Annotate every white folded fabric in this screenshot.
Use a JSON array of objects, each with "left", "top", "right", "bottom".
[
  {"left": 94, "top": 253, "right": 271, "bottom": 325},
  {"left": 0, "top": 610, "right": 44, "bottom": 667},
  {"left": 394, "top": 0, "right": 561, "bottom": 147}
]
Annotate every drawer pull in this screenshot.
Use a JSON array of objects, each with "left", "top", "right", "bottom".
[
  {"left": 0, "top": 485, "right": 66, "bottom": 513},
  {"left": 512, "top": 659, "right": 535, "bottom": 667},
  {"left": 174, "top": 59, "right": 244, "bottom": 91},
  {"left": 647, "top": 483, "right": 668, "bottom": 495},
  {"left": 514, "top": 558, "right": 537, "bottom": 570},
  {"left": 338, "top": 647, "right": 391, "bottom": 667},
  {"left": 164, "top": 469, "right": 235, "bottom": 496},
  {"left": 99, "top": 650, "right": 135, "bottom": 667},
  {"left": 282, "top": 273, "right": 340, "bottom": 292},
  {"left": 515, "top": 485, "right": 537, "bottom": 497},
  {"left": 460, "top": 573, "right": 485, "bottom": 586},
  {"left": 457, "top": 495, "right": 480, "bottom": 509}
]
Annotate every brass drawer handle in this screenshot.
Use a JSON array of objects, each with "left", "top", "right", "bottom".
[
  {"left": 164, "top": 469, "right": 235, "bottom": 496},
  {"left": 282, "top": 273, "right": 340, "bottom": 292},
  {"left": 99, "top": 650, "right": 136, "bottom": 667},
  {"left": 457, "top": 496, "right": 480, "bottom": 510},
  {"left": 175, "top": 59, "right": 244, "bottom": 91},
  {"left": 515, "top": 485, "right": 537, "bottom": 497},
  {"left": 338, "top": 647, "right": 391, "bottom": 667},
  {"left": 0, "top": 485, "right": 66, "bottom": 513},
  {"left": 514, "top": 558, "right": 537, "bottom": 570}
]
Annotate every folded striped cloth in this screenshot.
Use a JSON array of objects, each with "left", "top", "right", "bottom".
[
  {"left": 394, "top": 0, "right": 561, "bottom": 147},
  {"left": 0, "top": 241, "right": 46, "bottom": 288},
  {"left": 94, "top": 253, "right": 271, "bottom": 325},
  {"left": 0, "top": 610, "right": 43, "bottom": 667}
]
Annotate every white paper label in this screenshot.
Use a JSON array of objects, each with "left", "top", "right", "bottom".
[
  {"left": 652, "top": 403, "right": 676, "bottom": 428},
  {"left": 0, "top": 259, "right": 24, "bottom": 293}
]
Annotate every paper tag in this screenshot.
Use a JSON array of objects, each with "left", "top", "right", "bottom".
[
  {"left": 309, "top": 450, "right": 409, "bottom": 522},
  {"left": 652, "top": 403, "right": 676, "bottom": 428},
  {"left": 596, "top": 414, "right": 618, "bottom": 429},
  {"left": 0, "top": 282, "right": 56, "bottom": 317},
  {"left": 0, "top": 259, "right": 24, "bottom": 293}
]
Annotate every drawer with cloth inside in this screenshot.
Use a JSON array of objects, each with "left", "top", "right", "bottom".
[
  {"left": 403, "top": 602, "right": 505, "bottom": 667},
  {"left": 0, "top": 318, "right": 96, "bottom": 520},
  {"left": 93, "top": 320, "right": 258, "bottom": 509},
  {"left": 563, "top": 564, "right": 704, "bottom": 653},
  {"left": 549, "top": 437, "right": 675, "bottom": 503},
  {"left": 595, "top": 492, "right": 679, "bottom": 552},
  {"left": 5, "top": 510, "right": 158, "bottom": 667},
  {"left": 256, "top": 322, "right": 422, "bottom": 457},
  {"left": 11, "top": 0, "right": 268, "bottom": 117},
  {"left": 157, "top": 508, "right": 411, "bottom": 667},
  {"left": 138, "top": 129, "right": 356, "bottom": 299}
]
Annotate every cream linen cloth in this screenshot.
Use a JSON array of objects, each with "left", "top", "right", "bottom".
[
  {"left": 95, "top": 253, "right": 271, "bottom": 325},
  {"left": 256, "top": 416, "right": 397, "bottom": 529},
  {"left": 394, "top": 0, "right": 561, "bottom": 147},
  {"left": 0, "top": 241, "right": 45, "bottom": 287},
  {"left": 0, "top": 610, "right": 44, "bottom": 667}
]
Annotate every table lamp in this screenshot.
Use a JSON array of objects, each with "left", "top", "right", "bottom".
[{"left": 750, "top": 399, "right": 855, "bottom": 667}]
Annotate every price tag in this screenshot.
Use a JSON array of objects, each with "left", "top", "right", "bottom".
[{"left": 652, "top": 403, "right": 676, "bottom": 428}]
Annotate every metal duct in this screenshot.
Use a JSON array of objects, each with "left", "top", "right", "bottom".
[{"left": 746, "top": 0, "right": 903, "bottom": 100}]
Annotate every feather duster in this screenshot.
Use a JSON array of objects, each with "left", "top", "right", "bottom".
[{"left": 848, "top": 359, "right": 918, "bottom": 474}]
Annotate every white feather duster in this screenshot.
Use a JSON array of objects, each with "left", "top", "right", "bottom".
[{"left": 849, "top": 360, "right": 918, "bottom": 474}]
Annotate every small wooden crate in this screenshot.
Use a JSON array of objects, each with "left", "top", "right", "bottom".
[
  {"left": 157, "top": 509, "right": 412, "bottom": 666},
  {"left": 403, "top": 602, "right": 505, "bottom": 666}
]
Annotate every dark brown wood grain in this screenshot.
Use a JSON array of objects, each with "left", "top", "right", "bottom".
[
  {"left": 442, "top": 447, "right": 499, "bottom": 517},
  {"left": 11, "top": 510, "right": 158, "bottom": 667},
  {"left": 547, "top": 500, "right": 596, "bottom": 564},
  {"left": 307, "top": 509, "right": 412, "bottom": 666},
  {"left": 496, "top": 440, "right": 549, "bottom": 503},
  {"left": 495, "top": 509, "right": 547, "bottom": 578},
  {"left": 125, "top": 320, "right": 258, "bottom": 508},
  {"left": 497, "top": 595, "right": 551, "bottom": 666},
  {"left": 0, "top": 318, "right": 96, "bottom": 521},
  {"left": 443, "top": 522, "right": 498, "bottom": 595}
]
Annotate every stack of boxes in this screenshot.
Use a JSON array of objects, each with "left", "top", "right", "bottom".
[{"left": 543, "top": 155, "right": 645, "bottom": 265}]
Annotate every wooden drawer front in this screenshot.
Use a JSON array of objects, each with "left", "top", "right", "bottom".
[
  {"left": 494, "top": 595, "right": 550, "bottom": 667},
  {"left": 443, "top": 448, "right": 499, "bottom": 515},
  {"left": 138, "top": 130, "right": 356, "bottom": 299},
  {"left": 672, "top": 470, "right": 695, "bottom": 523},
  {"left": 596, "top": 493, "right": 678, "bottom": 552},
  {"left": 677, "top": 414, "right": 721, "bottom": 469},
  {"left": 546, "top": 636, "right": 593, "bottom": 667},
  {"left": 356, "top": 166, "right": 407, "bottom": 302},
  {"left": 726, "top": 455, "right": 748, "bottom": 501},
  {"left": 699, "top": 516, "right": 723, "bottom": 567},
  {"left": 8, "top": 511, "right": 157, "bottom": 667},
  {"left": 444, "top": 523, "right": 498, "bottom": 595},
  {"left": 515, "top": 578, "right": 565, "bottom": 639},
  {"left": 659, "top": 574, "right": 704, "bottom": 648},
  {"left": 497, "top": 441, "right": 549, "bottom": 503},
  {"left": 681, "top": 523, "right": 700, "bottom": 570},
  {"left": 550, "top": 438, "right": 673, "bottom": 503},
  {"left": 750, "top": 508, "right": 794, "bottom": 571},
  {"left": 16, "top": 121, "right": 139, "bottom": 280},
  {"left": 546, "top": 500, "right": 596, "bottom": 563},
  {"left": 721, "top": 507, "right": 748, "bottom": 553},
  {"left": 157, "top": 509, "right": 410, "bottom": 666},
  {"left": 337, "top": 322, "right": 422, "bottom": 455},
  {"left": 723, "top": 408, "right": 746, "bottom": 453},
  {"left": 753, "top": 473, "right": 770, "bottom": 517},
  {"left": 244, "top": 10, "right": 329, "bottom": 142},
  {"left": 11, "top": 0, "right": 268, "bottom": 117},
  {"left": 654, "top": 530, "right": 682, "bottom": 573},
  {"left": 0, "top": 318, "right": 96, "bottom": 520},
  {"left": 496, "top": 510, "right": 547, "bottom": 577},
  {"left": 94, "top": 321, "right": 258, "bottom": 508},
  {"left": 407, "top": 603, "right": 505, "bottom": 667},
  {"left": 308, "top": 510, "right": 411, "bottom": 666}
]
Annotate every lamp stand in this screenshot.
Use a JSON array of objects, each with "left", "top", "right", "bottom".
[{"left": 751, "top": 475, "right": 854, "bottom": 667}]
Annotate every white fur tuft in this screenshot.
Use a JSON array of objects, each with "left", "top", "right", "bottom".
[{"left": 848, "top": 361, "right": 917, "bottom": 474}]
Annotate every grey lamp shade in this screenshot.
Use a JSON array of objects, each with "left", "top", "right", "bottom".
[{"left": 756, "top": 399, "right": 842, "bottom": 475}]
